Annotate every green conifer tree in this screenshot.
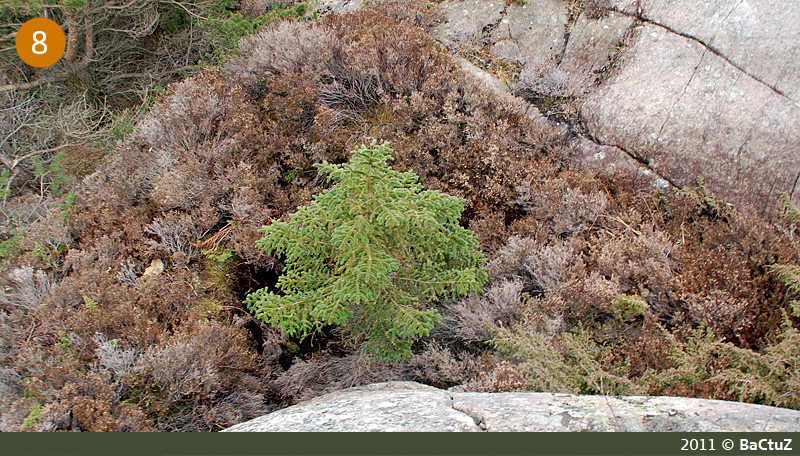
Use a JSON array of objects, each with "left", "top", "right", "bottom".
[{"left": 245, "top": 141, "right": 487, "bottom": 360}]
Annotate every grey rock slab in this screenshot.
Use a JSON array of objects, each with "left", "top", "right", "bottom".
[
  {"left": 608, "top": 0, "right": 640, "bottom": 15},
  {"left": 455, "top": 56, "right": 510, "bottom": 94},
  {"left": 557, "top": 12, "right": 636, "bottom": 96},
  {"left": 452, "top": 393, "right": 800, "bottom": 431},
  {"left": 222, "top": 381, "right": 480, "bottom": 432},
  {"left": 454, "top": 57, "right": 548, "bottom": 124},
  {"left": 0, "top": 368, "right": 20, "bottom": 411},
  {"left": 491, "top": 0, "right": 568, "bottom": 65},
  {"left": 430, "top": 0, "right": 506, "bottom": 50},
  {"left": 580, "top": 23, "right": 800, "bottom": 210},
  {"left": 639, "top": 0, "right": 800, "bottom": 103},
  {"left": 224, "top": 382, "right": 800, "bottom": 431}
]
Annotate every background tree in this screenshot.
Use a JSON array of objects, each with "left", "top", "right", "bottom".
[
  {"left": 1, "top": 0, "right": 219, "bottom": 105},
  {"left": 245, "top": 141, "right": 487, "bottom": 361},
  {"left": 0, "top": 0, "right": 302, "bottom": 243},
  {"left": 1, "top": 1, "right": 308, "bottom": 104},
  {"left": 0, "top": 0, "right": 215, "bottom": 234}
]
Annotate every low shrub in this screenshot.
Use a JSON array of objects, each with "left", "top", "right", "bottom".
[{"left": 484, "top": 183, "right": 800, "bottom": 407}]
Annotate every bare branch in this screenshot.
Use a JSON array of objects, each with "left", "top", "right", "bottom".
[
  {"left": 159, "top": 0, "right": 208, "bottom": 20},
  {"left": 0, "top": 76, "right": 64, "bottom": 93}
]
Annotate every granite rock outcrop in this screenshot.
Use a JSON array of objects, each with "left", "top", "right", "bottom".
[
  {"left": 224, "top": 381, "right": 800, "bottom": 432},
  {"left": 425, "top": 0, "right": 800, "bottom": 211}
]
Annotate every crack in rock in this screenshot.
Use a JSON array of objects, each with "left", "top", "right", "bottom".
[
  {"left": 655, "top": 48, "right": 706, "bottom": 144},
  {"left": 581, "top": 132, "right": 679, "bottom": 189},
  {"left": 482, "top": 2, "right": 508, "bottom": 43},
  {"left": 224, "top": 382, "right": 800, "bottom": 431},
  {"left": 444, "top": 41, "right": 671, "bottom": 191},
  {"left": 790, "top": 170, "right": 800, "bottom": 199},
  {"left": 448, "top": 393, "right": 488, "bottom": 431},
  {"left": 610, "top": 7, "right": 793, "bottom": 103}
]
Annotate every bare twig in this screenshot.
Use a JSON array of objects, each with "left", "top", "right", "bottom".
[{"left": 0, "top": 75, "right": 65, "bottom": 93}]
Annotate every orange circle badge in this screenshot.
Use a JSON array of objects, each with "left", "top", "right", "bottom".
[{"left": 16, "top": 18, "right": 66, "bottom": 68}]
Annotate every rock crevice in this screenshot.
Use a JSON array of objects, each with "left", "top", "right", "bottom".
[
  {"left": 611, "top": 8, "right": 794, "bottom": 103},
  {"left": 639, "top": 0, "right": 800, "bottom": 104}
]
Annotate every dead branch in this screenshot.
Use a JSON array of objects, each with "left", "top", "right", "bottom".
[{"left": 0, "top": 76, "right": 65, "bottom": 93}]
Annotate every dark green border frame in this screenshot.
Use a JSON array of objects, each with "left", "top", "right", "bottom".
[{"left": 1, "top": 433, "right": 799, "bottom": 456}]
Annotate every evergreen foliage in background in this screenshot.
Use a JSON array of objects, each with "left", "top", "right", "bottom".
[
  {"left": 772, "top": 192, "right": 800, "bottom": 317},
  {"left": 245, "top": 142, "right": 487, "bottom": 361}
]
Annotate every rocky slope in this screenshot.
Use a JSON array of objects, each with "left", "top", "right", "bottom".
[{"left": 428, "top": 0, "right": 800, "bottom": 212}]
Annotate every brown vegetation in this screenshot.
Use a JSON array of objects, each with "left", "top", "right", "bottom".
[{"left": 1, "top": 4, "right": 799, "bottom": 431}]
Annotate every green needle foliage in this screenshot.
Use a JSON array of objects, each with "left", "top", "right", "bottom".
[
  {"left": 772, "top": 192, "right": 800, "bottom": 317},
  {"left": 245, "top": 141, "right": 487, "bottom": 361}
]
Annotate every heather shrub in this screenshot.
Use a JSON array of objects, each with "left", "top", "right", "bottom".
[
  {"left": 640, "top": 316, "right": 800, "bottom": 408},
  {"left": 515, "top": 64, "right": 582, "bottom": 99},
  {"left": 126, "top": 320, "right": 266, "bottom": 431},
  {"left": 515, "top": 178, "right": 609, "bottom": 236},
  {"left": 771, "top": 193, "right": 800, "bottom": 317},
  {"left": 486, "top": 183, "right": 800, "bottom": 407},
  {"left": 228, "top": 21, "right": 336, "bottom": 82},
  {"left": 592, "top": 226, "right": 675, "bottom": 295},
  {"left": 490, "top": 321, "right": 647, "bottom": 396},
  {"left": 0, "top": 266, "right": 52, "bottom": 311},
  {"left": 772, "top": 264, "right": 800, "bottom": 317},
  {"left": 666, "top": 194, "right": 794, "bottom": 346},
  {"left": 272, "top": 339, "right": 479, "bottom": 401},
  {"left": 372, "top": 0, "right": 440, "bottom": 26},
  {"left": 144, "top": 211, "right": 214, "bottom": 266},
  {"left": 712, "top": 316, "right": 800, "bottom": 408},
  {"left": 487, "top": 236, "right": 575, "bottom": 294},
  {"left": 92, "top": 333, "right": 137, "bottom": 379},
  {"left": 460, "top": 359, "right": 527, "bottom": 393},
  {"left": 274, "top": 351, "right": 403, "bottom": 402},
  {"left": 438, "top": 280, "right": 524, "bottom": 343},
  {"left": 404, "top": 340, "right": 481, "bottom": 389}
]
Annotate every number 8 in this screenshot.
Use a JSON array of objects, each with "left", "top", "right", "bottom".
[{"left": 32, "top": 31, "right": 47, "bottom": 55}]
